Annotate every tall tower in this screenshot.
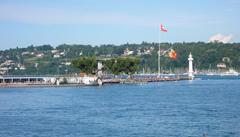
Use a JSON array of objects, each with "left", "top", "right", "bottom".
[
  {"left": 96, "top": 61, "right": 103, "bottom": 85},
  {"left": 188, "top": 52, "right": 194, "bottom": 80}
]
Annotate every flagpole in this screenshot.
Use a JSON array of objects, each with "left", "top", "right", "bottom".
[{"left": 158, "top": 27, "right": 161, "bottom": 77}]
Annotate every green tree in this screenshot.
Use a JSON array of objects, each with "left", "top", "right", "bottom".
[
  {"left": 71, "top": 57, "right": 97, "bottom": 74},
  {"left": 104, "top": 57, "right": 140, "bottom": 75}
]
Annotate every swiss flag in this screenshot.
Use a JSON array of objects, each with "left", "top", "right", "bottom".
[{"left": 160, "top": 24, "right": 168, "bottom": 32}]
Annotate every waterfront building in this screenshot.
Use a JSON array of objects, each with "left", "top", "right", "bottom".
[{"left": 123, "top": 48, "right": 133, "bottom": 56}]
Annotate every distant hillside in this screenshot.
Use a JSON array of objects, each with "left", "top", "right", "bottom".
[{"left": 0, "top": 42, "right": 239, "bottom": 75}]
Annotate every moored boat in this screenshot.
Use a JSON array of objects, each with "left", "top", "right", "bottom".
[{"left": 220, "top": 69, "right": 239, "bottom": 76}]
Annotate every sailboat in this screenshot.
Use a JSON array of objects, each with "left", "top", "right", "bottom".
[{"left": 206, "top": 64, "right": 216, "bottom": 75}]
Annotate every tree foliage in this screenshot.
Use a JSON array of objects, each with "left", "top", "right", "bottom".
[
  {"left": 104, "top": 57, "right": 140, "bottom": 75},
  {"left": 1, "top": 42, "right": 240, "bottom": 75},
  {"left": 71, "top": 57, "right": 140, "bottom": 75},
  {"left": 71, "top": 57, "right": 97, "bottom": 74}
]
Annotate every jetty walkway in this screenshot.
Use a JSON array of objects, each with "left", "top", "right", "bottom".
[{"left": 0, "top": 74, "right": 190, "bottom": 88}]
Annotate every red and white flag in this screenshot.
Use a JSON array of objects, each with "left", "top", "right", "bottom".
[{"left": 160, "top": 24, "right": 168, "bottom": 32}]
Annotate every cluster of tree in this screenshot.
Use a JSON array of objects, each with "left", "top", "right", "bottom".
[
  {"left": 71, "top": 57, "right": 140, "bottom": 75},
  {"left": 103, "top": 57, "right": 140, "bottom": 75},
  {"left": 71, "top": 57, "right": 97, "bottom": 74}
]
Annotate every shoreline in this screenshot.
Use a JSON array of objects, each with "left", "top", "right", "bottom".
[
  {"left": 0, "top": 77, "right": 190, "bottom": 88},
  {"left": 0, "top": 83, "right": 88, "bottom": 88}
]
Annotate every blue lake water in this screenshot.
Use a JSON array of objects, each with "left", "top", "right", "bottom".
[{"left": 0, "top": 78, "right": 240, "bottom": 137}]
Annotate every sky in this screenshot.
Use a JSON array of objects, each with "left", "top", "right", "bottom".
[{"left": 0, "top": 0, "right": 240, "bottom": 50}]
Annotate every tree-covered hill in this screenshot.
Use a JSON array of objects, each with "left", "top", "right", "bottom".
[{"left": 0, "top": 42, "right": 239, "bottom": 75}]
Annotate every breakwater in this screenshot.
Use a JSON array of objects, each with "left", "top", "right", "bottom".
[{"left": 0, "top": 74, "right": 191, "bottom": 88}]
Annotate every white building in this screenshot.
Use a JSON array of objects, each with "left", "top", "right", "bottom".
[
  {"left": 36, "top": 53, "right": 44, "bottom": 58},
  {"left": 217, "top": 63, "right": 226, "bottom": 69},
  {"left": 60, "top": 52, "right": 65, "bottom": 56},
  {"left": 61, "top": 62, "right": 71, "bottom": 66},
  {"left": 21, "top": 51, "right": 30, "bottom": 56},
  {"left": 19, "top": 65, "right": 26, "bottom": 70},
  {"left": 53, "top": 54, "right": 60, "bottom": 58},
  {"left": 144, "top": 49, "right": 152, "bottom": 55},
  {"left": 51, "top": 50, "right": 59, "bottom": 54},
  {"left": 123, "top": 48, "right": 133, "bottom": 56},
  {"left": 137, "top": 48, "right": 143, "bottom": 56}
]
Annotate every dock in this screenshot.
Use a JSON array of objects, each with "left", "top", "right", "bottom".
[
  {"left": 0, "top": 74, "right": 191, "bottom": 88},
  {"left": 103, "top": 76, "right": 190, "bottom": 84}
]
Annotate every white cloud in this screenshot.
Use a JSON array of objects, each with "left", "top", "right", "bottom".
[{"left": 209, "top": 33, "right": 233, "bottom": 43}]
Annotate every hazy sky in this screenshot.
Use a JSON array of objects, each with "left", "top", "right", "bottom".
[{"left": 0, "top": 0, "right": 239, "bottom": 49}]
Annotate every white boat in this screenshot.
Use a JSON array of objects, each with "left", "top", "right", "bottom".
[
  {"left": 206, "top": 72, "right": 217, "bottom": 76},
  {"left": 220, "top": 69, "right": 239, "bottom": 76}
]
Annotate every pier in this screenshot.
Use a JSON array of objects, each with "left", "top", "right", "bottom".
[
  {"left": 0, "top": 74, "right": 191, "bottom": 88},
  {"left": 102, "top": 75, "right": 190, "bottom": 84}
]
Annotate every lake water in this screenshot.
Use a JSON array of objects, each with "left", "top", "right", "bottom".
[{"left": 0, "top": 77, "right": 240, "bottom": 137}]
